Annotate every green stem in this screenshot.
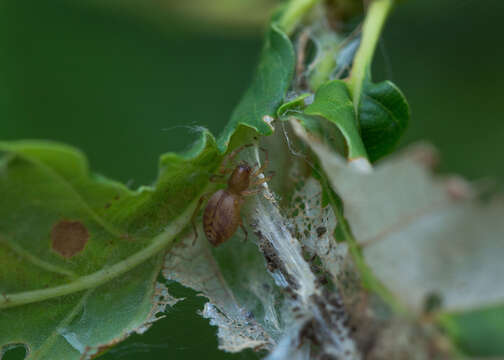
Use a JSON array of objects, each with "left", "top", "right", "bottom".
[
  {"left": 277, "top": 0, "right": 321, "bottom": 35},
  {"left": 0, "top": 192, "right": 207, "bottom": 309},
  {"left": 349, "top": 0, "right": 394, "bottom": 113}
]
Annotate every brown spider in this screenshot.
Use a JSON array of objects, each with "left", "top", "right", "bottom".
[{"left": 191, "top": 144, "right": 272, "bottom": 246}]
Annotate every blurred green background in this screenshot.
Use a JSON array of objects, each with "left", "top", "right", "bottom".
[{"left": 1, "top": 0, "right": 503, "bottom": 359}]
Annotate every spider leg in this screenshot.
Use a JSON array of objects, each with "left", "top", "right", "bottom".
[
  {"left": 241, "top": 188, "right": 262, "bottom": 197},
  {"left": 241, "top": 174, "right": 273, "bottom": 196},
  {"left": 191, "top": 192, "right": 212, "bottom": 245},
  {"left": 239, "top": 217, "right": 248, "bottom": 242},
  {"left": 251, "top": 147, "right": 269, "bottom": 178},
  {"left": 218, "top": 144, "right": 253, "bottom": 174},
  {"left": 250, "top": 175, "right": 273, "bottom": 188}
]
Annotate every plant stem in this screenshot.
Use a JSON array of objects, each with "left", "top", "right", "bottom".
[
  {"left": 277, "top": 0, "right": 321, "bottom": 35},
  {"left": 349, "top": 0, "right": 394, "bottom": 113},
  {"left": 0, "top": 191, "right": 207, "bottom": 309}
]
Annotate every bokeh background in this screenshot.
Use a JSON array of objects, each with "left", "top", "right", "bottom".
[{"left": 2, "top": 0, "right": 503, "bottom": 359}]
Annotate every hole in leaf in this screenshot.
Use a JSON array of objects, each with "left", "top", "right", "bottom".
[
  {"left": 1, "top": 343, "right": 28, "bottom": 360},
  {"left": 51, "top": 219, "right": 89, "bottom": 258}
]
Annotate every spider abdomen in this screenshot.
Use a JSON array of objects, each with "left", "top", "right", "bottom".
[{"left": 203, "top": 189, "right": 244, "bottom": 246}]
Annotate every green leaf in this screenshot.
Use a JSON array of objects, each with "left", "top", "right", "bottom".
[
  {"left": 438, "top": 305, "right": 504, "bottom": 357},
  {"left": 0, "top": 256, "right": 165, "bottom": 359},
  {"left": 0, "top": 135, "right": 222, "bottom": 358},
  {"left": 358, "top": 80, "right": 410, "bottom": 162},
  {"left": 0, "top": 5, "right": 297, "bottom": 357},
  {"left": 304, "top": 80, "right": 368, "bottom": 161},
  {"left": 217, "top": 22, "right": 295, "bottom": 151}
]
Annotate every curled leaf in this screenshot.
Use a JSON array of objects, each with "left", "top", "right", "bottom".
[{"left": 304, "top": 80, "right": 369, "bottom": 162}]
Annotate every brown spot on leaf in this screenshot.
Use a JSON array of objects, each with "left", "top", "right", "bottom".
[{"left": 51, "top": 220, "right": 89, "bottom": 258}]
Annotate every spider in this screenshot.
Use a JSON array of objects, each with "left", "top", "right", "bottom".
[{"left": 191, "top": 144, "right": 272, "bottom": 246}]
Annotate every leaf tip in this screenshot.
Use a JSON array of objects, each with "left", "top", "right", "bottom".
[{"left": 262, "top": 115, "right": 275, "bottom": 131}]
